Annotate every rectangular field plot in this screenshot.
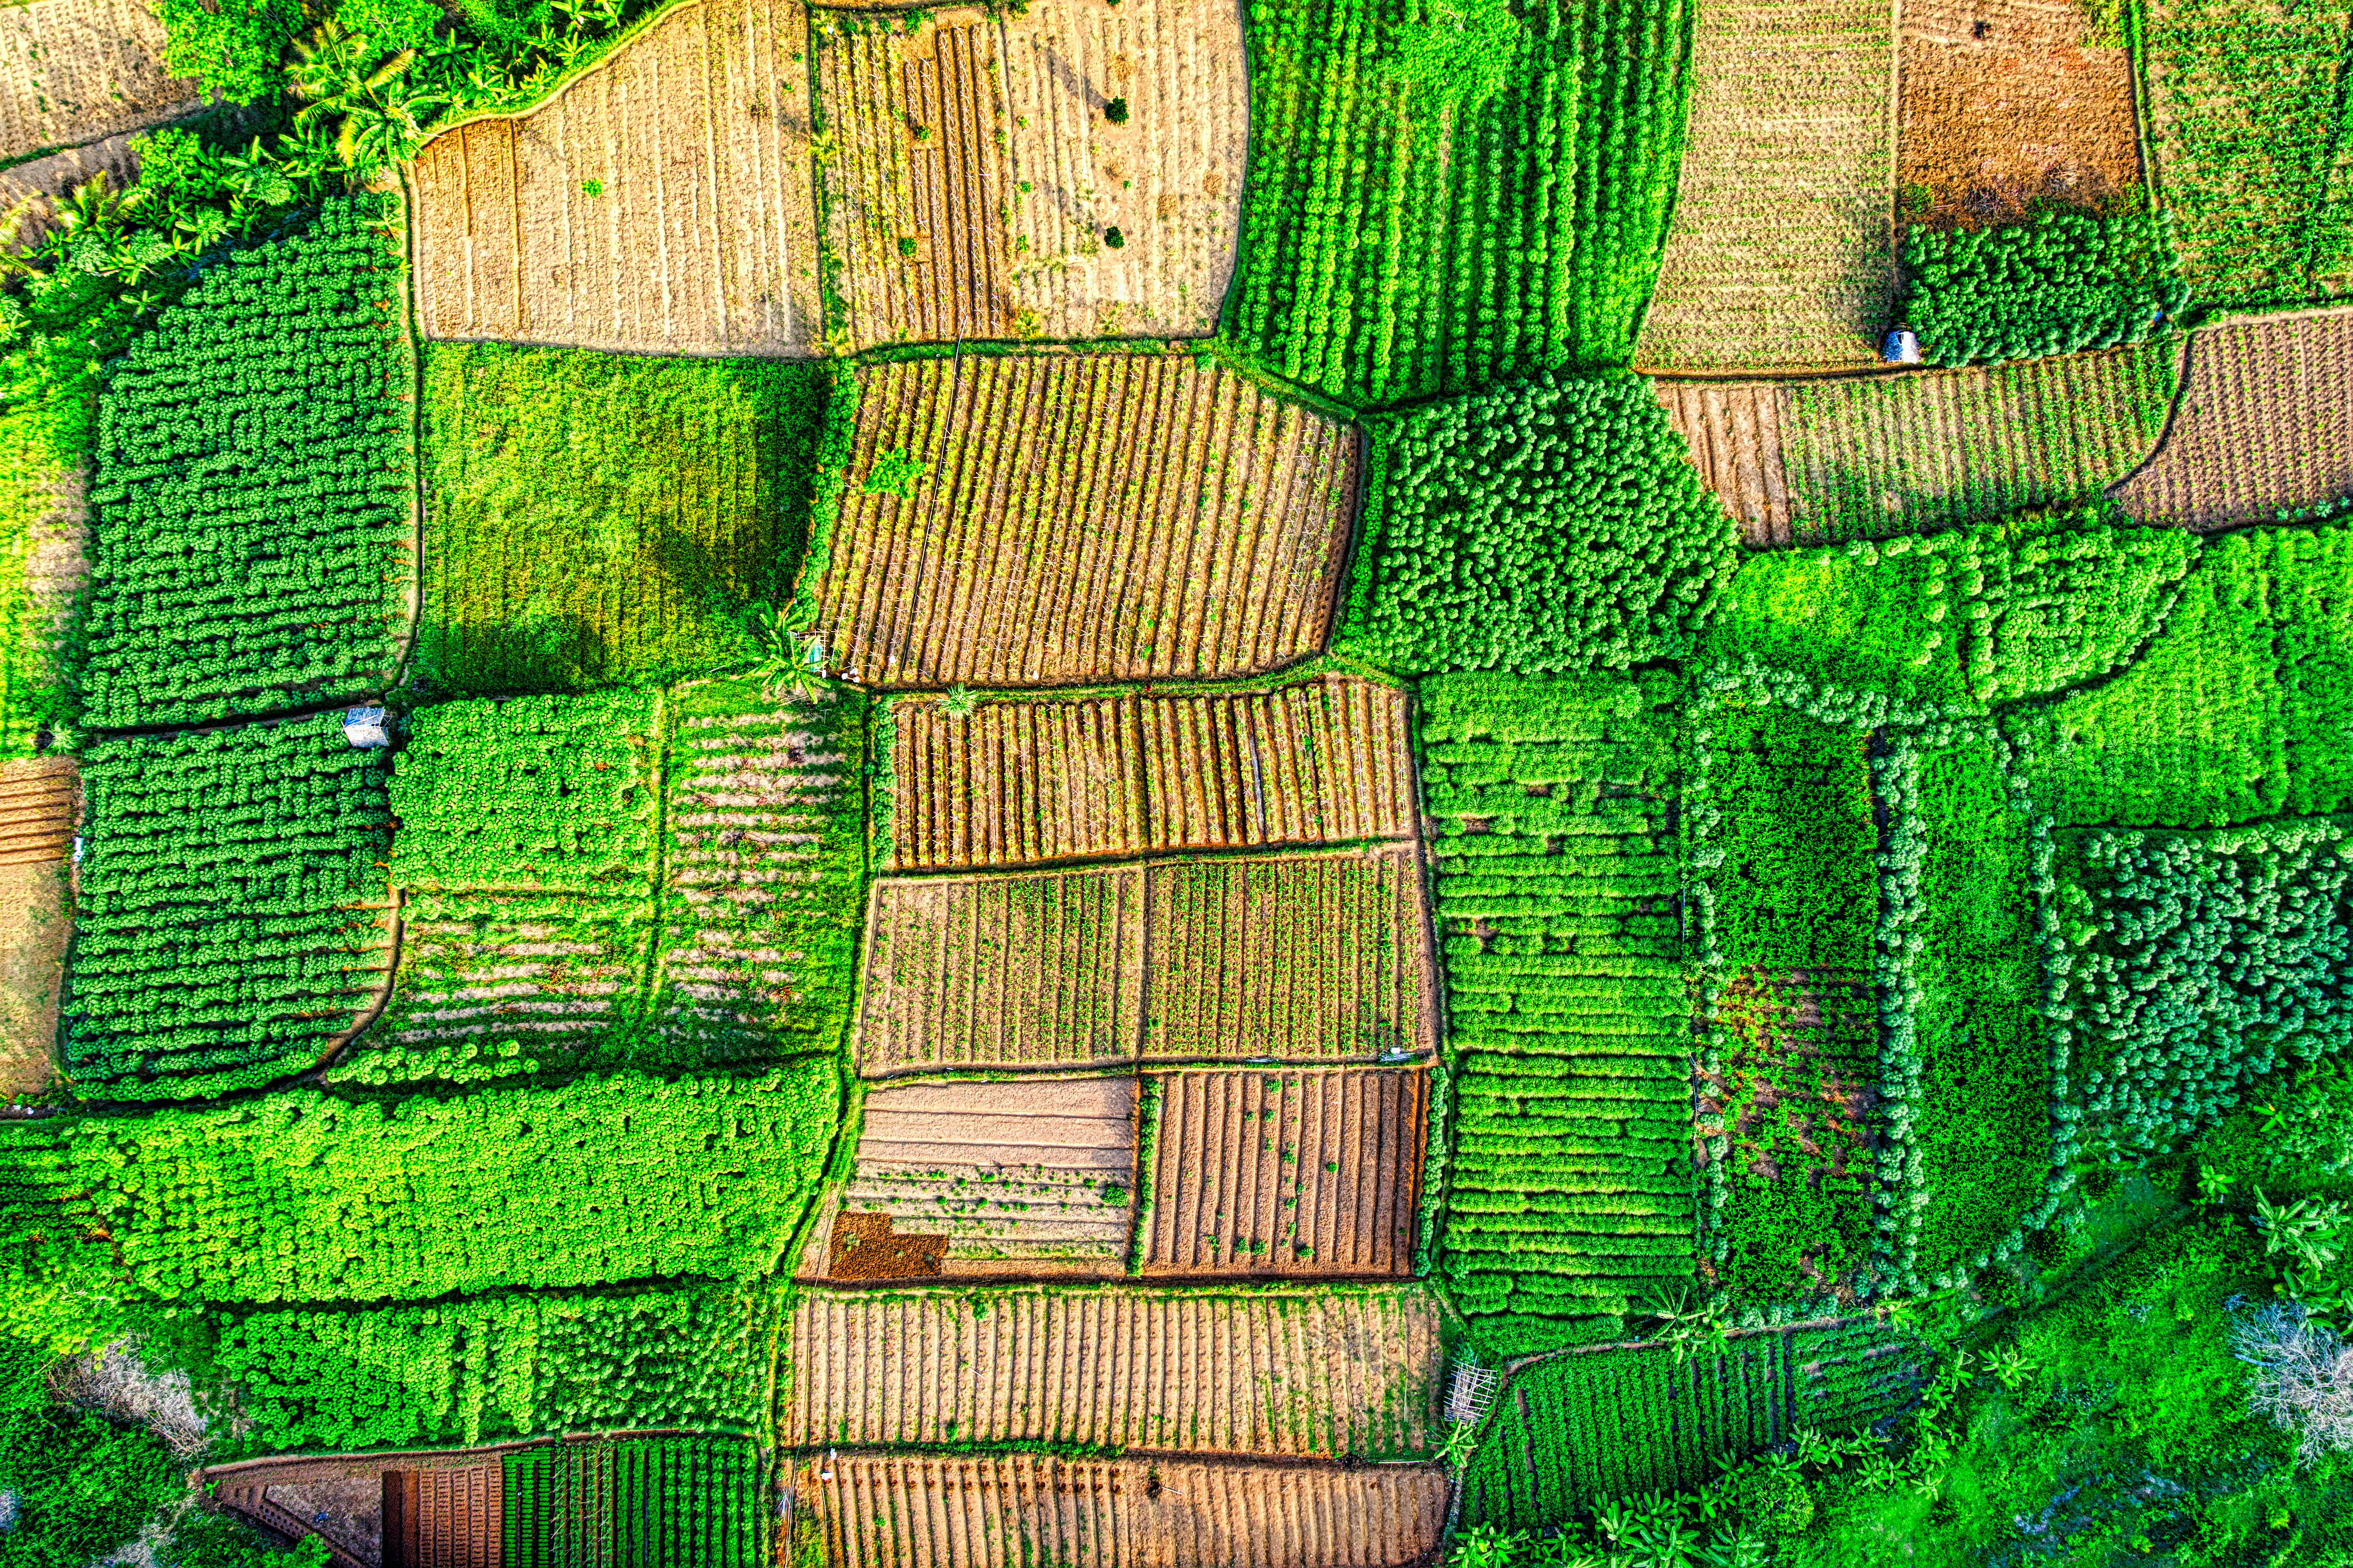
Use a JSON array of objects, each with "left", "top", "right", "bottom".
[
  {"left": 883, "top": 674, "right": 1416, "bottom": 872},
  {"left": 824, "top": 1075, "right": 1139, "bottom": 1279},
  {"left": 1635, "top": 0, "right": 1895, "bottom": 371},
  {"left": 798, "top": 1453, "right": 1450, "bottom": 1568},
  {"left": 410, "top": 0, "right": 821, "bottom": 356},
  {"left": 2114, "top": 313, "right": 2353, "bottom": 528},
  {"left": 0, "top": 0, "right": 197, "bottom": 162},
  {"left": 807, "top": 354, "right": 1358, "bottom": 688},
  {"left": 785, "top": 1283, "right": 1441, "bottom": 1456},
  {"left": 0, "top": 758, "right": 74, "bottom": 1096},
  {"left": 1139, "top": 1068, "right": 1427, "bottom": 1279}
]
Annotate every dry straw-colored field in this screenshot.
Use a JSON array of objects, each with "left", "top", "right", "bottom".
[
  {"left": 1898, "top": 0, "right": 2140, "bottom": 226},
  {"left": 1636, "top": 0, "right": 1896, "bottom": 371},
  {"left": 784, "top": 1284, "right": 1441, "bottom": 1455},
  {"left": 797, "top": 1452, "right": 1450, "bottom": 1568},
  {"left": 0, "top": 0, "right": 195, "bottom": 162},
  {"left": 882, "top": 674, "right": 1416, "bottom": 873},
  {"left": 828, "top": 1075, "right": 1138, "bottom": 1278},
  {"left": 1140, "top": 1067, "right": 1427, "bottom": 1279},
  {"left": 2113, "top": 311, "right": 2353, "bottom": 528},
  {"left": 811, "top": 354, "right": 1358, "bottom": 688},
  {"left": 856, "top": 846, "right": 1436, "bottom": 1075},
  {"left": 814, "top": 0, "right": 1245, "bottom": 348},
  {"left": 409, "top": 0, "right": 820, "bottom": 356},
  {"left": 0, "top": 758, "right": 73, "bottom": 1094}
]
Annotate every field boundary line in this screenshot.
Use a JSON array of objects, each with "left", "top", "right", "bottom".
[
  {"left": 1498, "top": 1311, "right": 1891, "bottom": 1377},
  {"left": 866, "top": 832, "right": 1424, "bottom": 884},
  {"left": 399, "top": 0, "right": 706, "bottom": 144},
  {"left": 387, "top": 170, "right": 428, "bottom": 697}
]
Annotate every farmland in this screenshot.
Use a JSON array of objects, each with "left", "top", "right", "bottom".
[
  {"left": 881, "top": 673, "right": 1416, "bottom": 873},
  {"left": 799, "top": 1452, "right": 1451, "bottom": 1568},
  {"left": 0, "top": 421, "right": 84, "bottom": 758},
  {"left": 2113, "top": 311, "right": 2353, "bottom": 528},
  {"left": 409, "top": 0, "right": 822, "bottom": 356},
  {"left": 0, "top": 758, "right": 72, "bottom": 1094},
  {"left": 784, "top": 1283, "right": 1440, "bottom": 1455},
  {"left": 0, "top": 0, "right": 195, "bottom": 160},
  {"left": 803, "top": 353, "right": 1359, "bottom": 687},
  {"left": 1635, "top": 0, "right": 1894, "bottom": 371}
]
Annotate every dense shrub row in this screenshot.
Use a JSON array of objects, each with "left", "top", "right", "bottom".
[{"left": 1901, "top": 211, "right": 2189, "bottom": 367}]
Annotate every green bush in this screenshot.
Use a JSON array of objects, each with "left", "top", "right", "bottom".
[
  {"left": 154, "top": 0, "right": 306, "bottom": 104},
  {"left": 1901, "top": 210, "right": 2190, "bottom": 367}
]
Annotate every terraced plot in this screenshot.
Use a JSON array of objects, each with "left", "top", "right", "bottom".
[
  {"left": 2113, "top": 312, "right": 2353, "bottom": 528},
  {"left": 826, "top": 1075, "right": 1138, "bottom": 1279},
  {"left": 1636, "top": 0, "right": 1896, "bottom": 371},
  {"left": 0, "top": 758, "right": 73, "bottom": 1094},
  {"left": 799, "top": 1453, "right": 1450, "bottom": 1568},
  {"left": 806, "top": 354, "right": 1358, "bottom": 688},
  {"left": 1139, "top": 1068, "right": 1426, "bottom": 1279},
  {"left": 0, "top": 0, "right": 195, "bottom": 161},
  {"left": 882, "top": 674, "right": 1415, "bottom": 873},
  {"left": 410, "top": 0, "right": 820, "bottom": 356},
  {"left": 785, "top": 1284, "right": 1441, "bottom": 1455}
]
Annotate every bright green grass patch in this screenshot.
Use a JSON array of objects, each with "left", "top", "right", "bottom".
[
  {"left": 1701, "top": 705, "right": 1876, "bottom": 972},
  {"left": 418, "top": 346, "right": 830, "bottom": 697}
]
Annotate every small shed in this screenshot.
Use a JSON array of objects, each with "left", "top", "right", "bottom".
[
  {"left": 1882, "top": 328, "right": 1922, "bottom": 365},
  {"left": 343, "top": 705, "right": 391, "bottom": 748}
]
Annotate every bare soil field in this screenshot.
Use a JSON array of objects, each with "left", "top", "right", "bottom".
[
  {"left": 409, "top": 0, "right": 820, "bottom": 357},
  {"left": 1654, "top": 381, "right": 1796, "bottom": 545},
  {"left": 1140, "top": 1067, "right": 1426, "bottom": 1279},
  {"left": 1898, "top": 0, "right": 2141, "bottom": 226},
  {"left": 883, "top": 674, "right": 1415, "bottom": 873},
  {"left": 0, "top": 0, "right": 196, "bottom": 163},
  {"left": 0, "top": 758, "right": 71, "bottom": 1095},
  {"left": 856, "top": 866, "right": 1146, "bottom": 1074},
  {"left": 2113, "top": 311, "right": 2353, "bottom": 528},
  {"left": 808, "top": 353, "right": 1358, "bottom": 688},
  {"left": 796, "top": 1452, "right": 1450, "bottom": 1568},
  {"left": 784, "top": 1283, "right": 1441, "bottom": 1456},
  {"left": 825, "top": 1074, "right": 1139, "bottom": 1277},
  {"left": 207, "top": 1447, "right": 517, "bottom": 1568},
  {"left": 1141, "top": 846, "right": 1436, "bottom": 1064},
  {"left": 1636, "top": 0, "right": 1896, "bottom": 371}
]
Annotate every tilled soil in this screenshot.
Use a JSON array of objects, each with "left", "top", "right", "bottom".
[
  {"left": 410, "top": 0, "right": 821, "bottom": 356},
  {"left": 810, "top": 354, "right": 1358, "bottom": 688},
  {"left": 797, "top": 1452, "right": 1451, "bottom": 1568},
  {"left": 1141, "top": 1067, "right": 1427, "bottom": 1279},
  {"left": 2113, "top": 310, "right": 2353, "bottom": 528},
  {"left": 884, "top": 675, "right": 1416, "bottom": 872},
  {"left": 1898, "top": 0, "right": 2141, "bottom": 227},
  {"left": 784, "top": 1283, "right": 1443, "bottom": 1456},
  {"left": 0, "top": 0, "right": 197, "bottom": 163},
  {"left": 0, "top": 759, "right": 74, "bottom": 1094}
]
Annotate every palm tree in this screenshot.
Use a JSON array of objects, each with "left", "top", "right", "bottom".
[{"left": 289, "top": 18, "right": 449, "bottom": 174}]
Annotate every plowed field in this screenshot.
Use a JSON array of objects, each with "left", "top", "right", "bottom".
[
  {"left": 1898, "top": 0, "right": 2140, "bottom": 226},
  {"left": 0, "top": 0, "right": 195, "bottom": 162},
  {"left": 829, "top": 1075, "right": 1138, "bottom": 1277},
  {"left": 409, "top": 0, "right": 820, "bottom": 357},
  {"left": 1636, "top": 0, "right": 1896, "bottom": 371},
  {"left": 1140, "top": 1068, "right": 1426, "bottom": 1278},
  {"left": 883, "top": 674, "right": 1416, "bottom": 873},
  {"left": 0, "top": 758, "right": 73, "bottom": 1094},
  {"left": 808, "top": 354, "right": 1358, "bottom": 688},
  {"left": 1652, "top": 382, "right": 1796, "bottom": 546},
  {"left": 799, "top": 1453, "right": 1449, "bottom": 1568},
  {"left": 2113, "top": 311, "right": 2353, "bottom": 528},
  {"left": 785, "top": 1283, "right": 1441, "bottom": 1456}
]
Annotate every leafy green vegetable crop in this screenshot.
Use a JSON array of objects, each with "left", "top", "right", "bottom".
[{"left": 1900, "top": 211, "right": 2189, "bottom": 367}]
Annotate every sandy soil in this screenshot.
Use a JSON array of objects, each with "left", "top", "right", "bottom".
[
  {"left": 1653, "top": 380, "right": 1797, "bottom": 546},
  {"left": 0, "top": 758, "right": 73, "bottom": 1097},
  {"left": 0, "top": 0, "right": 197, "bottom": 163}
]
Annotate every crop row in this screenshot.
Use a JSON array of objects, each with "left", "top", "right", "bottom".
[{"left": 504, "top": 1436, "right": 763, "bottom": 1568}]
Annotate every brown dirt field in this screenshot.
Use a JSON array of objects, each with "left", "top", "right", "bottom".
[
  {"left": 797, "top": 1453, "right": 1450, "bottom": 1568},
  {"left": 1636, "top": 0, "right": 1896, "bottom": 371},
  {"left": 1653, "top": 381, "right": 1797, "bottom": 546},
  {"left": 884, "top": 674, "right": 1416, "bottom": 873},
  {"left": 0, "top": 0, "right": 196, "bottom": 164},
  {"left": 1898, "top": 0, "right": 2141, "bottom": 227},
  {"left": 0, "top": 758, "right": 73, "bottom": 1098},
  {"left": 409, "top": 0, "right": 820, "bottom": 357},
  {"left": 1141, "top": 1068, "right": 1426, "bottom": 1279},
  {"left": 2112, "top": 310, "right": 2353, "bottom": 528},
  {"left": 1140, "top": 845, "right": 1436, "bottom": 1065},
  {"left": 809, "top": 353, "right": 1358, "bottom": 688},
  {"left": 827, "top": 1209, "right": 950, "bottom": 1280},
  {"left": 856, "top": 866, "right": 1146, "bottom": 1074},
  {"left": 830, "top": 1074, "right": 1139, "bottom": 1276},
  {"left": 785, "top": 1283, "right": 1441, "bottom": 1456}
]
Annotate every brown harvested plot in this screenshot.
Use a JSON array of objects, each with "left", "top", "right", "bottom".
[
  {"left": 857, "top": 866, "right": 1145, "bottom": 1074},
  {"left": 785, "top": 1284, "right": 1442, "bottom": 1456},
  {"left": 2113, "top": 311, "right": 2353, "bottom": 528},
  {"left": 810, "top": 354, "right": 1358, "bottom": 688},
  {"left": 409, "top": 0, "right": 820, "bottom": 357},
  {"left": 800, "top": 1452, "right": 1450, "bottom": 1568},
  {"left": 1898, "top": 0, "right": 2141, "bottom": 226},
  {"left": 883, "top": 674, "right": 1415, "bottom": 873},
  {"left": 1636, "top": 0, "right": 1896, "bottom": 371},
  {"left": 1141, "top": 1068, "right": 1427, "bottom": 1279},
  {"left": 0, "top": 758, "right": 73, "bottom": 1095},
  {"left": 206, "top": 1450, "right": 509, "bottom": 1568},
  {"left": 1142, "top": 846, "right": 1435, "bottom": 1064},
  {"left": 1653, "top": 381, "right": 1796, "bottom": 546},
  {"left": 0, "top": 0, "right": 195, "bottom": 163},
  {"left": 827, "top": 1075, "right": 1139, "bottom": 1277}
]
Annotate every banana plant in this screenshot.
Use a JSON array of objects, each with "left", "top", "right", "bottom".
[{"left": 290, "top": 18, "right": 450, "bottom": 172}]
